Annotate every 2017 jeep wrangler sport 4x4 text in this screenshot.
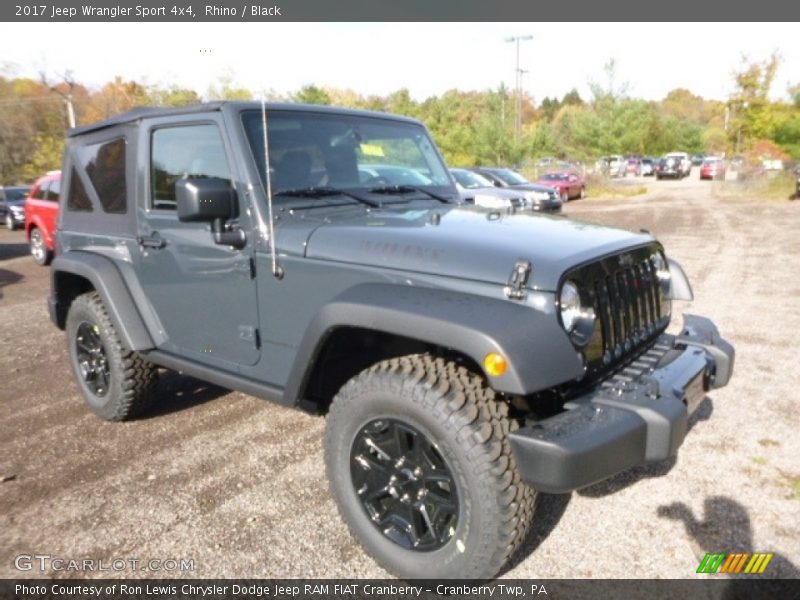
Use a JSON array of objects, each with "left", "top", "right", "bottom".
[{"left": 49, "top": 102, "right": 734, "bottom": 579}]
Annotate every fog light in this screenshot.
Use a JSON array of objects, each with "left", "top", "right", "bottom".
[{"left": 483, "top": 352, "right": 508, "bottom": 377}]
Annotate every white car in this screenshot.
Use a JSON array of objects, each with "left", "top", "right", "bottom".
[{"left": 665, "top": 152, "right": 692, "bottom": 177}]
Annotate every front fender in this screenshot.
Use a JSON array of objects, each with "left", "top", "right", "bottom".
[
  {"left": 285, "top": 283, "right": 584, "bottom": 402},
  {"left": 50, "top": 250, "right": 155, "bottom": 351}
]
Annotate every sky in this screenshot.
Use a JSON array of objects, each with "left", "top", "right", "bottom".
[{"left": 1, "top": 22, "right": 797, "bottom": 104}]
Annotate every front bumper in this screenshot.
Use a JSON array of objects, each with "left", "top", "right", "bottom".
[{"left": 509, "top": 314, "right": 734, "bottom": 493}]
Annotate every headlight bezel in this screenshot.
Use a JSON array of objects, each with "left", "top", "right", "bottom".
[{"left": 557, "top": 279, "right": 596, "bottom": 347}]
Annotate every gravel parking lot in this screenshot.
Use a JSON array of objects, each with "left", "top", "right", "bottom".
[{"left": 1, "top": 173, "right": 798, "bottom": 579}]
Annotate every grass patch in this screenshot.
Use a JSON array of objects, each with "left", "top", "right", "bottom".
[
  {"left": 712, "top": 172, "right": 797, "bottom": 200},
  {"left": 751, "top": 456, "right": 767, "bottom": 465},
  {"left": 758, "top": 438, "right": 780, "bottom": 448},
  {"left": 777, "top": 469, "right": 800, "bottom": 501},
  {"left": 585, "top": 175, "right": 648, "bottom": 199}
]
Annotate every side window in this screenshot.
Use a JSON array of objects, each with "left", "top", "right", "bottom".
[
  {"left": 151, "top": 124, "right": 231, "bottom": 210},
  {"left": 46, "top": 178, "right": 60, "bottom": 202},
  {"left": 67, "top": 168, "right": 93, "bottom": 212},
  {"left": 81, "top": 138, "right": 127, "bottom": 213},
  {"left": 31, "top": 183, "right": 47, "bottom": 200}
]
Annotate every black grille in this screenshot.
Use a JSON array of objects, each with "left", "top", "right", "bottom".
[
  {"left": 566, "top": 246, "right": 670, "bottom": 378},
  {"left": 594, "top": 258, "right": 662, "bottom": 362}
]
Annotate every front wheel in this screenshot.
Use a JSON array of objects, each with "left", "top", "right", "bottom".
[
  {"left": 324, "top": 354, "right": 534, "bottom": 579},
  {"left": 560, "top": 189, "right": 569, "bottom": 203},
  {"left": 6, "top": 213, "right": 17, "bottom": 230},
  {"left": 30, "top": 227, "right": 52, "bottom": 266}
]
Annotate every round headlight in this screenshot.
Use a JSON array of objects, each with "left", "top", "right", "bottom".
[
  {"left": 559, "top": 280, "right": 581, "bottom": 333},
  {"left": 559, "top": 280, "right": 596, "bottom": 346}
]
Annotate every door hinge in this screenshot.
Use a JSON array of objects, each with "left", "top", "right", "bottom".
[{"left": 504, "top": 259, "right": 531, "bottom": 300}]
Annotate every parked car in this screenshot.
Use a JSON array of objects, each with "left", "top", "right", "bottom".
[
  {"left": 450, "top": 168, "right": 528, "bottom": 209},
  {"left": 24, "top": 171, "right": 61, "bottom": 266},
  {"left": 795, "top": 165, "right": 800, "bottom": 199},
  {"left": 469, "top": 167, "right": 562, "bottom": 213},
  {"left": 655, "top": 156, "right": 683, "bottom": 179},
  {"left": 640, "top": 157, "right": 656, "bottom": 176},
  {"left": 691, "top": 154, "right": 705, "bottom": 166},
  {"left": 597, "top": 155, "right": 626, "bottom": 177},
  {"left": 664, "top": 152, "right": 691, "bottom": 177},
  {"left": 0, "top": 185, "right": 32, "bottom": 230},
  {"left": 625, "top": 158, "right": 642, "bottom": 176},
  {"left": 536, "top": 171, "right": 586, "bottom": 202},
  {"left": 700, "top": 157, "right": 726, "bottom": 181}
]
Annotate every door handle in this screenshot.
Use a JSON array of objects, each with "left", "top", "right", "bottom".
[{"left": 137, "top": 234, "right": 166, "bottom": 249}]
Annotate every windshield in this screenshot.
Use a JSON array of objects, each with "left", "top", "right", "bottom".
[
  {"left": 242, "top": 110, "right": 452, "bottom": 196},
  {"left": 541, "top": 173, "right": 568, "bottom": 181},
  {"left": 3, "top": 187, "right": 30, "bottom": 202},
  {"left": 451, "top": 169, "right": 493, "bottom": 189},
  {"left": 491, "top": 169, "right": 528, "bottom": 185}
]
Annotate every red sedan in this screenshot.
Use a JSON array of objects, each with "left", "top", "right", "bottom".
[
  {"left": 700, "top": 157, "right": 726, "bottom": 180},
  {"left": 537, "top": 171, "right": 586, "bottom": 201}
]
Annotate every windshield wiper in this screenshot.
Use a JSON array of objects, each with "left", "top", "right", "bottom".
[
  {"left": 276, "top": 186, "right": 381, "bottom": 208},
  {"left": 367, "top": 185, "right": 451, "bottom": 204}
]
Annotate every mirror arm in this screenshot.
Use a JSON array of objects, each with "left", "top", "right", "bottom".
[{"left": 212, "top": 218, "right": 246, "bottom": 249}]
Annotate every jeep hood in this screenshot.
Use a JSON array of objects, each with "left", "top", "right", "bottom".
[{"left": 300, "top": 206, "right": 653, "bottom": 291}]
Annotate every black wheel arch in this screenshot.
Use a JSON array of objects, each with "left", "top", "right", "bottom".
[
  {"left": 286, "top": 283, "right": 583, "bottom": 411},
  {"left": 50, "top": 250, "right": 157, "bottom": 351}
]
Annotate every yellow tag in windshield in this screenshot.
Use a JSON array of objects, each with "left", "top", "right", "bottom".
[{"left": 360, "top": 143, "right": 385, "bottom": 157}]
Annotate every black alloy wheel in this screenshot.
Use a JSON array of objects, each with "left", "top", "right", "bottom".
[
  {"left": 350, "top": 418, "right": 459, "bottom": 551},
  {"left": 75, "top": 322, "right": 110, "bottom": 397}
]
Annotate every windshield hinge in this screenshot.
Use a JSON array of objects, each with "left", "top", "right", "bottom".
[{"left": 504, "top": 260, "right": 531, "bottom": 301}]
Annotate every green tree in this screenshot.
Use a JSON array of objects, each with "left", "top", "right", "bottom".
[{"left": 291, "top": 85, "right": 331, "bottom": 105}]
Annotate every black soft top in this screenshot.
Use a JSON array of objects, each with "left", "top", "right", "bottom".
[{"left": 68, "top": 101, "right": 421, "bottom": 138}]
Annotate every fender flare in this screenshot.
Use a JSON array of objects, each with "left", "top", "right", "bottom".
[
  {"left": 284, "top": 282, "right": 584, "bottom": 402},
  {"left": 50, "top": 250, "right": 155, "bottom": 351}
]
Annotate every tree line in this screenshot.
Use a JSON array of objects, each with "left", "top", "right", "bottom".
[{"left": 1, "top": 55, "right": 797, "bottom": 184}]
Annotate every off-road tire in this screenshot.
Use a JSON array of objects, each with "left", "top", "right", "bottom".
[
  {"left": 66, "top": 292, "right": 157, "bottom": 421},
  {"left": 324, "top": 354, "right": 535, "bottom": 579}
]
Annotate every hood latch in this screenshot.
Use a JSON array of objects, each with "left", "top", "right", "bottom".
[{"left": 504, "top": 259, "right": 531, "bottom": 300}]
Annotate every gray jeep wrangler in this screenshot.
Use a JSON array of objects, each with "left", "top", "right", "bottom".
[{"left": 49, "top": 102, "right": 734, "bottom": 579}]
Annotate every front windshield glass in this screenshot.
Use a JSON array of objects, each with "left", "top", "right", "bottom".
[
  {"left": 451, "top": 169, "right": 492, "bottom": 189},
  {"left": 242, "top": 110, "right": 451, "bottom": 194},
  {"left": 541, "top": 173, "right": 568, "bottom": 181},
  {"left": 493, "top": 169, "right": 528, "bottom": 185}
]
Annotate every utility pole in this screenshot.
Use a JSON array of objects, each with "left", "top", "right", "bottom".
[
  {"left": 42, "top": 72, "right": 77, "bottom": 129},
  {"left": 504, "top": 35, "right": 533, "bottom": 139}
]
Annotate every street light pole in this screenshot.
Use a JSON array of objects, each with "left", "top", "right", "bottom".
[{"left": 504, "top": 35, "right": 533, "bottom": 139}]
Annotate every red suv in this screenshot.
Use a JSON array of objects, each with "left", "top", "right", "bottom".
[{"left": 25, "top": 171, "right": 61, "bottom": 266}]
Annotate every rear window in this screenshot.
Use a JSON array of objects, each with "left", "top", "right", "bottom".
[
  {"left": 67, "top": 169, "right": 93, "bottom": 212},
  {"left": 80, "top": 138, "right": 127, "bottom": 213}
]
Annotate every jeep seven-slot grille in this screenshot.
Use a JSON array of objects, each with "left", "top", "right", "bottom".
[{"left": 574, "top": 249, "right": 669, "bottom": 377}]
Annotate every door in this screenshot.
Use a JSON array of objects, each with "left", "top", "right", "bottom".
[{"left": 135, "top": 119, "right": 260, "bottom": 368}]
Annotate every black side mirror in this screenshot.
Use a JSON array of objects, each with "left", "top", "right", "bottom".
[
  {"left": 176, "top": 178, "right": 235, "bottom": 222},
  {"left": 175, "top": 179, "right": 245, "bottom": 249}
]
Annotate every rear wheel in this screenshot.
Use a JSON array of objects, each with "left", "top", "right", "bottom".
[
  {"left": 580, "top": 186, "right": 587, "bottom": 199},
  {"left": 324, "top": 354, "right": 534, "bottom": 579},
  {"left": 30, "top": 227, "right": 52, "bottom": 266},
  {"left": 66, "top": 292, "right": 157, "bottom": 421}
]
